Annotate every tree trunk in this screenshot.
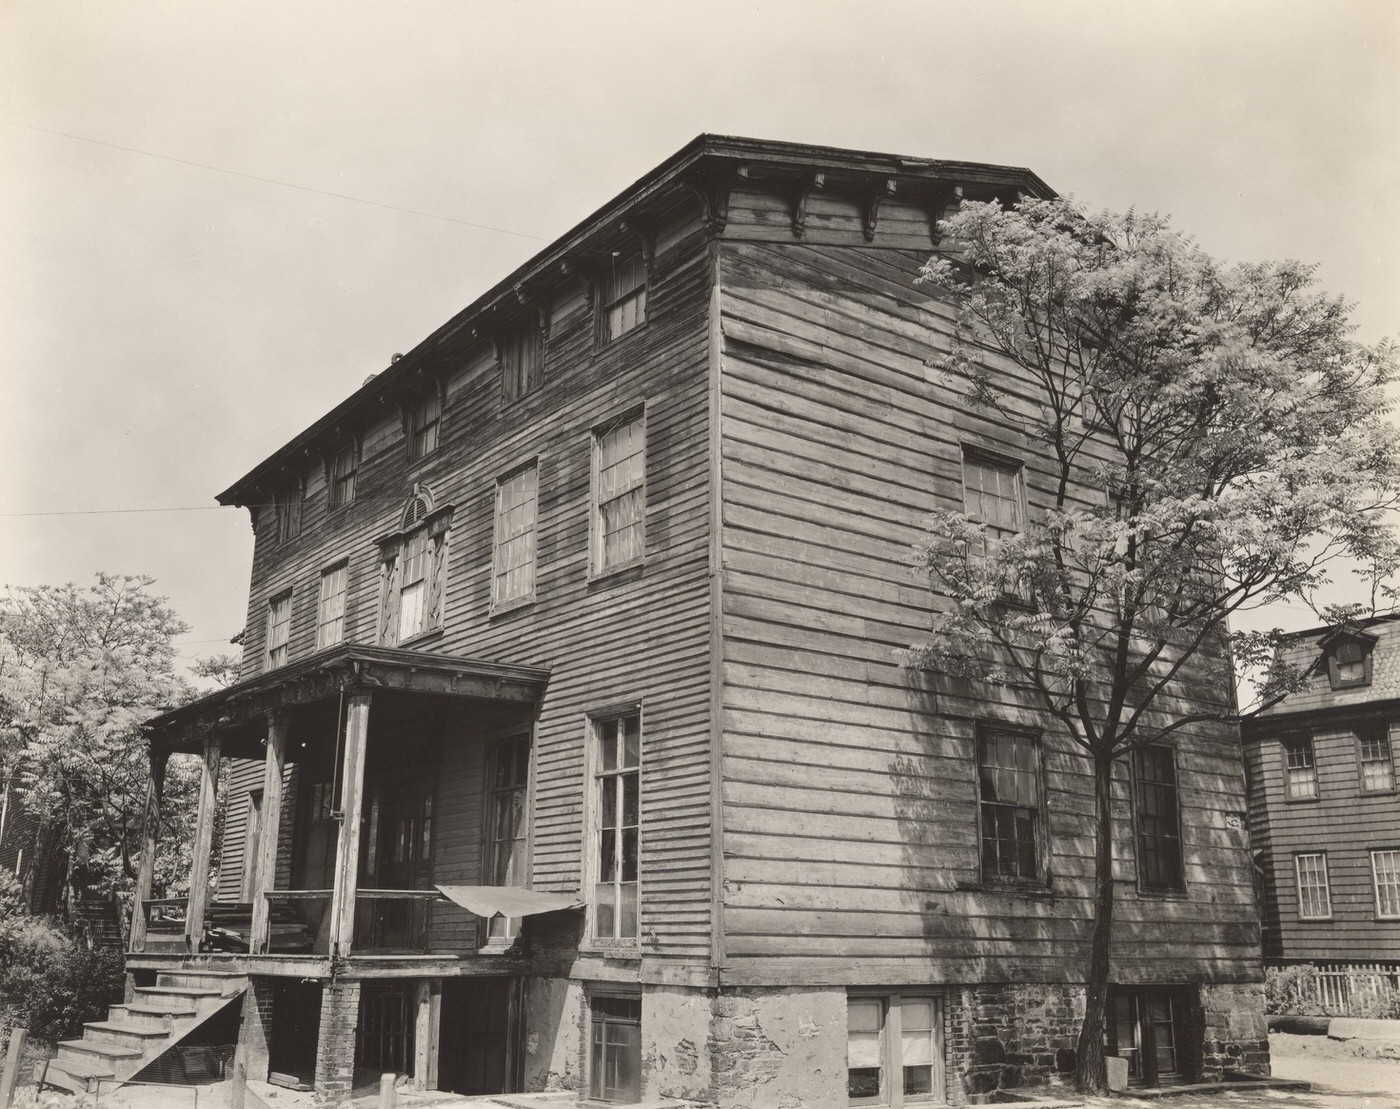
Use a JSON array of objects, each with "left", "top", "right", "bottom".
[{"left": 1075, "top": 753, "right": 1116, "bottom": 1093}]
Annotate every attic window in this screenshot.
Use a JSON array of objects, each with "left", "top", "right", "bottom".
[
  {"left": 1326, "top": 636, "right": 1372, "bottom": 690},
  {"left": 401, "top": 484, "right": 435, "bottom": 530}
]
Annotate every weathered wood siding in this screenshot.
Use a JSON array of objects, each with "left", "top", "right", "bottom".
[
  {"left": 1245, "top": 723, "right": 1400, "bottom": 962},
  {"left": 715, "top": 227, "right": 1262, "bottom": 986},
  {"left": 228, "top": 198, "right": 715, "bottom": 966},
  {"left": 215, "top": 758, "right": 267, "bottom": 903}
]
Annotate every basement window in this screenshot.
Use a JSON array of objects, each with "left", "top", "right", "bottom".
[
  {"left": 848, "top": 993, "right": 943, "bottom": 1105},
  {"left": 589, "top": 995, "right": 641, "bottom": 1103}
]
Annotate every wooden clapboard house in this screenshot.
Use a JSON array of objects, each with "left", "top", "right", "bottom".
[
  {"left": 1242, "top": 618, "right": 1400, "bottom": 987},
  {"left": 104, "top": 136, "right": 1268, "bottom": 1106}
]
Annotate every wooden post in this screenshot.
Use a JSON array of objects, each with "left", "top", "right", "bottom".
[
  {"left": 128, "top": 746, "right": 168, "bottom": 953},
  {"left": 328, "top": 692, "right": 371, "bottom": 958},
  {"left": 248, "top": 712, "right": 289, "bottom": 955},
  {"left": 184, "top": 732, "right": 222, "bottom": 952},
  {"left": 378, "top": 1073, "right": 396, "bottom": 1108},
  {"left": 0, "top": 1026, "right": 26, "bottom": 1109},
  {"left": 413, "top": 979, "right": 441, "bottom": 1090}
]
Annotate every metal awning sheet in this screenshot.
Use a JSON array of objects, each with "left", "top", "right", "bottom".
[{"left": 436, "top": 884, "right": 583, "bottom": 918}]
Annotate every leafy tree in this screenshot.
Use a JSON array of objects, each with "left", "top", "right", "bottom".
[
  {"left": 908, "top": 199, "right": 1398, "bottom": 1092},
  {"left": 0, "top": 573, "right": 201, "bottom": 902}
]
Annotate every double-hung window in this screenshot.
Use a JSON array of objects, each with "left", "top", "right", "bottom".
[
  {"left": 330, "top": 442, "right": 357, "bottom": 508},
  {"left": 408, "top": 389, "right": 441, "bottom": 462},
  {"left": 591, "top": 712, "right": 640, "bottom": 943},
  {"left": 484, "top": 738, "right": 530, "bottom": 945},
  {"left": 602, "top": 253, "right": 647, "bottom": 342},
  {"left": 1283, "top": 737, "right": 1318, "bottom": 800},
  {"left": 265, "top": 591, "right": 291, "bottom": 670},
  {"left": 316, "top": 561, "right": 348, "bottom": 650},
  {"left": 377, "top": 491, "right": 451, "bottom": 646},
  {"left": 977, "top": 728, "right": 1044, "bottom": 883},
  {"left": 493, "top": 463, "right": 538, "bottom": 608},
  {"left": 962, "top": 452, "right": 1023, "bottom": 556},
  {"left": 593, "top": 412, "right": 645, "bottom": 574},
  {"left": 1295, "top": 853, "right": 1332, "bottom": 919},
  {"left": 847, "top": 993, "right": 942, "bottom": 1105},
  {"left": 1132, "top": 746, "right": 1185, "bottom": 893},
  {"left": 1327, "top": 637, "right": 1371, "bottom": 689},
  {"left": 1372, "top": 849, "right": 1400, "bottom": 919},
  {"left": 1359, "top": 727, "right": 1396, "bottom": 793}
]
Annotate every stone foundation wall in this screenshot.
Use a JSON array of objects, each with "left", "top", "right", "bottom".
[
  {"left": 1199, "top": 982, "right": 1270, "bottom": 1080},
  {"left": 949, "top": 984, "right": 1083, "bottom": 1100},
  {"left": 522, "top": 975, "right": 583, "bottom": 1093},
  {"left": 708, "top": 986, "right": 847, "bottom": 1109},
  {"left": 643, "top": 985, "right": 713, "bottom": 1103}
]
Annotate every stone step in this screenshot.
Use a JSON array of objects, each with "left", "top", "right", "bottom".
[
  {"left": 56, "top": 1038, "right": 142, "bottom": 1072},
  {"left": 156, "top": 970, "right": 246, "bottom": 994},
  {"left": 110, "top": 1001, "right": 191, "bottom": 1028},
  {"left": 83, "top": 1019, "right": 172, "bottom": 1051},
  {"left": 133, "top": 985, "right": 223, "bottom": 1011},
  {"left": 38, "top": 1059, "right": 110, "bottom": 1095}
]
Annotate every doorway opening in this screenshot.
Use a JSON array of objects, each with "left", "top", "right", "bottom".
[
  {"left": 1106, "top": 986, "right": 1192, "bottom": 1086},
  {"left": 438, "top": 978, "right": 522, "bottom": 1095}
]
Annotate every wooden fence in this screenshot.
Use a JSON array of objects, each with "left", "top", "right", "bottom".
[{"left": 1306, "top": 963, "right": 1400, "bottom": 1015}]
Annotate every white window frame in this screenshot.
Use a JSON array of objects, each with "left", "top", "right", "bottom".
[
  {"left": 492, "top": 461, "right": 539, "bottom": 610},
  {"left": 1283, "top": 736, "right": 1318, "bottom": 800},
  {"left": 1295, "top": 853, "right": 1332, "bottom": 920},
  {"left": 316, "top": 560, "right": 349, "bottom": 651},
  {"left": 585, "top": 706, "right": 642, "bottom": 948},
  {"left": 1359, "top": 728, "right": 1396, "bottom": 794},
  {"left": 1372, "top": 849, "right": 1400, "bottom": 919},
  {"left": 264, "top": 591, "right": 292, "bottom": 670},
  {"left": 590, "top": 409, "right": 646, "bottom": 577},
  {"left": 847, "top": 991, "right": 944, "bottom": 1107}
]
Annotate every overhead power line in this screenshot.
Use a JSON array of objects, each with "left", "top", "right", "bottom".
[{"left": 6, "top": 120, "right": 549, "bottom": 241}]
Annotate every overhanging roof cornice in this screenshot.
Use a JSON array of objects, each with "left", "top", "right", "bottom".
[
  {"left": 216, "top": 134, "right": 1055, "bottom": 507},
  {"left": 146, "top": 644, "right": 550, "bottom": 749}
]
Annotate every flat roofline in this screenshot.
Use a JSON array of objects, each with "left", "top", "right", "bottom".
[{"left": 216, "top": 134, "right": 1054, "bottom": 506}]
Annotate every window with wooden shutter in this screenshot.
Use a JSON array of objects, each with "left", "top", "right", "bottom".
[
  {"left": 377, "top": 490, "right": 452, "bottom": 645},
  {"left": 275, "top": 481, "right": 303, "bottom": 544},
  {"left": 1326, "top": 636, "right": 1372, "bottom": 689},
  {"left": 501, "top": 316, "right": 543, "bottom": 402}
]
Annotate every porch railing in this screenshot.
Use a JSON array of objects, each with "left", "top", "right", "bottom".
[{"left": 253, "top": 889, "right": 441, "bottom": 955}]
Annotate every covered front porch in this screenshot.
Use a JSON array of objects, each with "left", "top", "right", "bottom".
[{"left": 133, "top": 644, "right": 554, "bottom": 965}]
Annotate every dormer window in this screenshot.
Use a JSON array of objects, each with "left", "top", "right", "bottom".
[{"left": 1324, "top": 632, "right": 1374, "bottom": 690}]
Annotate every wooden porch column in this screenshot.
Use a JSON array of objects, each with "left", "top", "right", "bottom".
[
  {"left": 128, "top": 744, "right": 169, "bottom": 952},
  {"left": 413, "top": 979, "right": 441, "bottom": 1090},
  {"left": 328, "top": 691, "right": 371, "bottom": 958},
  {"left": 183, "top": 732, "right": 222, "bottom": 951},
  {"left": 248, "top": 712, "right": 289, "bottom": 955}
]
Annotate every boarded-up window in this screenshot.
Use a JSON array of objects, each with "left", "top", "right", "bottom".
[
  {"left": 977, "top": 728, "right": 1042, "bottom": 883},
  {"left": 275, "top": 482, "right": 303, "bottom": 544},
  {"left": 1132, "top": 746, "right": 1185, "bottom": 893},
  {"left": 408, "top": 389, "right": 441, "bottom": 462},
  {"left": 1360, "top": 727, "right": 1396, "bottom": 793},
  {"left": 1295, "top": 853, "right": 1331, "bottom": 919},
  {"left": 602, "top": 253, "right": 647, "bottom": 342},
  {"left": 592, "top": 713, "right": 640, "bottom": 942},
  {"left": 847, "top": 994, "right": 943, "bottom": 1105},
  {"left": 493, "top": 464, "right": 538, "bottom": 606},
  {"left": 1283, "top": 736, "right": 1317, "bottom": 800},
  {"left": 589, "top": 996, "right": 641, "bottom": 1103},
  {"left": 484, "top": 739, "right": 530, "bottom": 945},
  {"left": 1372, "top": 850, "right": 1400, "bottom": 919},
  {"left": 593, "top": 413, "right": 645, "bottom": 574},
  {"left": 316, "top": 561, "right": 348, "bottom": 650},
  {"left": 265, "top": 592, "right": 291, "bottom": 670},
  {"left": 330, "top": 442, "right": 357, "bottom": 508},
  {"left": 501, "top": 319, "right": 543, "bottom": 402}
]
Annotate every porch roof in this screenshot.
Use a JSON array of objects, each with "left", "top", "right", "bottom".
[{"left": 146, "top": 643, "right": 550, "bottom": 752}]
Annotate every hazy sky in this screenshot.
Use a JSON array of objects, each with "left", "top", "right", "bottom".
[{"left": 3, "top": 0, "right": 1397, "bottom": 670}]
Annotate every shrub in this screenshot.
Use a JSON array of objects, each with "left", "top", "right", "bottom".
[
  {"left": 0, "top": 913, "right": 125, "bottom": 1044},
  {"left": 1265, "top": 964, "right": 1328, "bottom": 1016}
]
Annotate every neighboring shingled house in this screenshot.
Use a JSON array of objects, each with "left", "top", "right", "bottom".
[
  {"left": 71, "top": 136, "right": 1272, "bottom": 1106},
  {"left": 1242, "top": 616, "right": 1400, "bottom": 984}
]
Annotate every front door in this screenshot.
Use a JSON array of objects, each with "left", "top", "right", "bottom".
[
  {"left": 358, "top": 773, "right": 435, "bottom": 950},
  {"left": 1107, "top": 987, "right": 1186, "bottom": 1086}
]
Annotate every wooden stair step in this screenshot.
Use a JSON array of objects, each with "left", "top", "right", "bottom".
[{"left": 83, "top": 1020, "right": 172, "bottom": 1049}]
